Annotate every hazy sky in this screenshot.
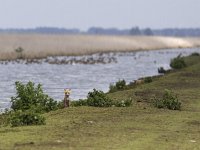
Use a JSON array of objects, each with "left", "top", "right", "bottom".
[{"left": 0, "top": 0, "right": 200, "bottom": 30}]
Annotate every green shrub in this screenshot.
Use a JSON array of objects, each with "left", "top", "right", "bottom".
[
  {"left": 109, "top": 84, "right": 116, "bottom": 93},
  {"left": 190, "top": 52, "right": 200, "bottom": 56},
  {"left": 115, "top": 99, "right": 133, "bottom": 107},
  {"left": 57, "top": 100, "right": 65, "bottom": 109},
  {"left": 71, "top": 99, "right": 88, "bottom": 107},
  {"left": 11, "top": 81, "right": 58, "bottom": 113},
  {"left": 87, "top": 89, "right": 113, "bottom": 107},
  {"left": 170, "top": 55, "right": 186, "bottom": 69},
  {"left": 144, "top": 77, "right": 153, "bottom": 83},
  {"left": 0, "top": 113, "right": 9, "bottom": 126},
  {"left": 153, "top": 89, "right": 181, "bottom": 110},
  {"left": 71, "top": 89, "right": 132, "bottom": 107},
  {"left": 5, "top": 81, "right": 58, "bottom": 127},
  {"left": 158, "top": 67, "right": 167, "bottom": 74},
  {"left": 109, "top": 79, "right": 126, "bottom": 93},
  {"left": 116, "top": 79, "right": 126, "bottom": 89},
  {"left": 9, "top": 110, "right": 45, "bottom": 127}
]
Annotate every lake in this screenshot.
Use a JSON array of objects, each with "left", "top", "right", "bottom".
[{"left": 0, "top": 48, "right": 200, "bottom": 110}]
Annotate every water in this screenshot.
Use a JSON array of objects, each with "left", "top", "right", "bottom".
[{"left": 0, "top": 48, "right": 200, "bottom": 109}]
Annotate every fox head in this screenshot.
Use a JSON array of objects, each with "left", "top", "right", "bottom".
[{"left": 64, "top": 89, "right": 71, "bottom": 95}]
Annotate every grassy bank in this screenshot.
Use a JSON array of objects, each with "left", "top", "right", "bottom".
[
  {"left": 0, "top": 54, "right": 200, "bottom": 149},
  {"left": 0, "top": 34, "right": 200, "bottom": 60}
]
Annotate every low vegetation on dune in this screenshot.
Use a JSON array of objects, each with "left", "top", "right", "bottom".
[{"left": 0, "top": 53, "right": 200, "bottom": 149}]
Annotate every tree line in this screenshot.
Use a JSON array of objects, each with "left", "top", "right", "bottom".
[{"left": 1, "top": 27, "right": 200, "bottom": 37}]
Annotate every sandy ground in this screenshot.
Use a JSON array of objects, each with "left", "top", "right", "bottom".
[{"left": 0, "top": 34, "right": 200, "bottom": 60}]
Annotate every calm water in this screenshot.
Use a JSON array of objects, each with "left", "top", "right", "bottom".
[{"left": 0, "top": 48, "right": 200, "bottom": 109}]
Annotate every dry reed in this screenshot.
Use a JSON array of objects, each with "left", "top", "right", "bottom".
[{"left": 0, "top": 34, "right": 200, "bottom": 60}]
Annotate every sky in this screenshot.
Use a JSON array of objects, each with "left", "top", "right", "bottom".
[{"left": 0, "top": 0, "right": 200, "bottom": 31}]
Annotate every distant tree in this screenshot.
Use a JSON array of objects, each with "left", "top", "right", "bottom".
[
  {"left": 130, "top": 27, "right": 141, "bottom": 35},
  {"left": 143, "top": 28, "right": 154, "bottom": 36},
  {"left": 88, "top": 27, "right": 104, "bottom": 34}
]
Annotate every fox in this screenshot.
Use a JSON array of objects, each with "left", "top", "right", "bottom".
[{"left": 64, "top": 89, "right": 71, "bottom": 108}]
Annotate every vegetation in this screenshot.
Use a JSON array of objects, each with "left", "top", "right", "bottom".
[
  {"left": 86, "top": 89, "right": 113, "bottom": 107},
  {"left": 190, "top": 52, "right": 200, "bottom": 56},
  {"left": 4, "top": 81, "right": 58, "bottom": 127},
  {"left": 144, "top": 76, "right": 153, "bottom": 83},
  {"left": 109, "top": 76, "right": 164, "bottom": 94},
  {"left": 158, "top": 66, "right": 167, "bottom": 74},
  {"left": 109, "top": 79, "right": 126, "bottom": 93},
  {"left": 114, "top": 98, "right": 133, "bottom": 107},
  {"left": 143, "top": 28, "right": 154, "bottom": 36},
  {"left": 71, "top": 89, "right": 132, "bottom": 107},
  {"left": 70, "top": 99, "right": 88, "bottom": 107},
  {"left": 152, "top": 89, "right": 181, "bottom": 110},
  {"left": 0, "top": 112, "right": 9, "bottom": 126},
  {"left": 170, "top": 54, "right": 186, "bottom": 69},
  {"left": 11, "top": 81, "right": 58, "bottom": 113},
  {"left": 15, "top": 47, "right": 24, "bottom": 59},
  {"left": 129, "top": 27, "right": 141, "bottom": 35},
  {"left": 8, "top": 110, "right": 45, "bottom": 127},
  {"left": 0, "top": 35, "right": 200, "bottom": 61}
]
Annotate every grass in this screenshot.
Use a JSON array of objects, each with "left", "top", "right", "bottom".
[
  {"left": 1, "top": 54, "right": 200, "bottom": 149},
  {"left": 0, "top": 34, "right": 200, "bottom": 60}
]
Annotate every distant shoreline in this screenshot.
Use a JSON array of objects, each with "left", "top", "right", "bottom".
[{"left": 0, "top": 34, "right": 200, "bottom": 60}]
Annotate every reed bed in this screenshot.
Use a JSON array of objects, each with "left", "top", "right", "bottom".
[{"left": 0, "top": 34, "right": 200, "bottom": 60}]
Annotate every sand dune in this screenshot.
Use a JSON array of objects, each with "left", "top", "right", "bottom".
[{"left": 0, "top": 34, "right": 200, "bottom": 60}]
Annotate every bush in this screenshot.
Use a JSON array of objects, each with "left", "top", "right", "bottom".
[
  {"left": 9, "top": 110, "right": 45, "bottom": 127},
  {"left": 170, "top": 55, "right": 186, "bottom": 69},
  {"left": 116, "top": 79, "right": 126, "bottom": 89},
  {"left": 0, "top": 113, "right": 9, "bottom": 126},
  {"left": 153, "top": 89, "right": 181, "bottom": 110},
  {"left": 87, "top": 89, "right": 113, "bottom": 107},
  {"left": 11, "top": 81, "right": 58, "bottom": 113},
  {"left": 190, "top": 52, "right": 200, "bottom": 56},
  {"left": 158, "top": 67, "right": 167, "bottom": 74},
  {"left": 144, "top": 77, "right": 153, "bottom": 83},
  {"left": 115, "top": 99, "right": 133, "bottom": 107},
  {"left": 71, "top": 89, "right": 132, "bottom": 107},
  {"left": 5, "top": 81, "right": 59, "bottom": 127},
  {"left": 109, "top": 79, "right": 126, "bottom": 93},
  {"left": 71, "top": 99, "right": 88, "bottom": 107}
]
